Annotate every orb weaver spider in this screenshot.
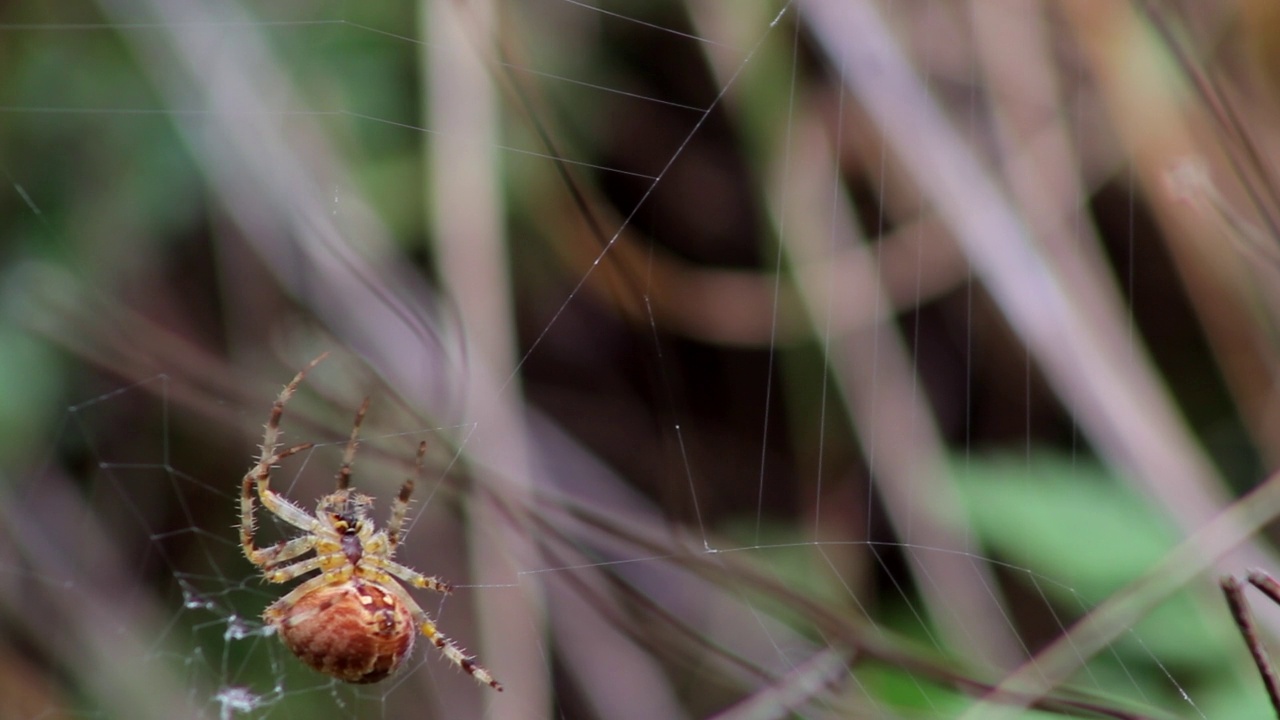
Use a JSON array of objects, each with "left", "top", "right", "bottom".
[
  {"left": 239, "top": 353, "right": 502, "bottom": 689},
  {"left": 1222, "top": 571, "right": 1280, "bottom": 715}
]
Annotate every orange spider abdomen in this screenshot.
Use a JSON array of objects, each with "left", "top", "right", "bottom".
[{"left": 265, "top": 580, "right": 415, "bottom": 684}]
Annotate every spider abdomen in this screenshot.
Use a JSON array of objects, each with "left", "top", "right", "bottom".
[{"left": 265, "top": 579, "right": 414, "bottom": 684}]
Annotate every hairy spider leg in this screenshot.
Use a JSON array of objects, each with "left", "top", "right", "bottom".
[
  {"left": 335, "top": 397, "right": 370, "bottom": 491},
  {"left": 258, "top": 352, "right": 328, "bottom": 469},
  {"left": 241, "top": 441, "right": 319, "bottom": 567},
  {"left": 262, "top": 542, "right": 350, "bottom": 584},
  {"left": 263, "top": 564, "right": 357, "bottom": 622},
  {"left": 241, "top": 352, "right": 329, "bottom": 568},
  {"left": 1222, "top": 572, "right": 1280, "bottom": 718},
  {"left": 361, "top": 554, "right": 452, "bottom": 595},
  {"left": 386, "top": 441, "right": 425, "bottom": 550},
  {"left": 374, "top": 568, "right": 503, "bottom": 691},
  {"left": 252, "top": 534, "right": 320, "bottom": 572}
]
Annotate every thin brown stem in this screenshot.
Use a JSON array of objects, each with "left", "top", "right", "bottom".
[{"left": 1223, "top": 575, "right": 1280, "bottom": 717}]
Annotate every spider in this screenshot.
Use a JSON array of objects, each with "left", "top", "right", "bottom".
[
  {"left": 239, "top": 353, "right": 502, "bottom": 690},
  {"left": 1223, "top": 571, "right": 1280, "bottom": 716}
]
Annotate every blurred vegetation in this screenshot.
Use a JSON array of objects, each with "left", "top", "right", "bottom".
[{"left": 4, "top": 1, "right": 1280, "bottom": 719}]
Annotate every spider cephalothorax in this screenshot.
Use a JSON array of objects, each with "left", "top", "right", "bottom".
[{"left": 239, "top": 353, "right": 502, "bottom": 689}]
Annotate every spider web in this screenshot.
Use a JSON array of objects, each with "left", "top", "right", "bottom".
[{"left": 0, "top": 0, "right": 1274, "bottom": 718}]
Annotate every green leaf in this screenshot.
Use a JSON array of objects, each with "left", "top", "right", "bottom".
[{"left": 953, "top": 453, "right": 1177, "bottom": 603}]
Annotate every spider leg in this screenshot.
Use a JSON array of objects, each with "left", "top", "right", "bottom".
[
  {"left": 335, "top": 397, "right": 370, "bottom": 491},
  {"left": 1223, "top": 573, "right": 1280, "bottom": 717},
  {"left": 240, "top": 443, "right": 322, "bottom": 566},
  {"left": 386, "top": 441, "right": 425, "bottom": 550},
  {"left": 244, "top": 534, "right": 318, "bottom": 572},
  {"left": 374, "top": 571, "right": 502, "bottom": 691},
  {"left": 259, "top": 352, "right": 329, "bottom": 464},
  {"left": 262, "top": 565, "right": 356, "bottom": 626},
  {"left": 261, "top": 545, "right": 348, "bottom": 584},
  {"left": 250, "top": 456, "right": 325, "bottom": 528},
  {"left": 241, "top": 353, "right": 329, "bottom": 566},
  {"left": 360, "top": 557, "right": 452, "bottom": 595}
]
